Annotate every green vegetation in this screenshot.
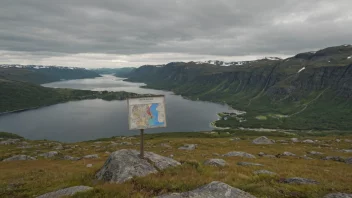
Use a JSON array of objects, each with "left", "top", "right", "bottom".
[
  {"left": 0, "top": 132, "right": 24, "bottom": 139},
  {"left": 1, "top": 131, "right": 351, "bottom": 197},
  {"left": 124, "top": 45, "right": 352, "bottom": 130},
  {"left": 0, "top": 78, "right": 149, "bottom": 113}
]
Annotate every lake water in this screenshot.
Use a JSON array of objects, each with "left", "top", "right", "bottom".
[{"left": 0, "top": 75, "right": 230, "bottom": 142}]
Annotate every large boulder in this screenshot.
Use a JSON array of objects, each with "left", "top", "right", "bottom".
[
  {"left": 323, "top": 193, "right": 352, "bottom": 198},
  {"left": 3, "top": 155, "right": 36, "bottom": 161},
  {"left": 96, "top": 149, "right": 180, "bottom": 183},
  {"left": 203, "top": 159, "right": 227, "bottom": 167},
  {"left": 156, "top": 181, "right": 256, "bottom": 198},
  {"left": 223, "top": 151, "right": 256, "bottom": 158},
  {"left": 252, "top": 136, "right": 274, "bottom": 144},
  {"left": 36, "top": 186, "right": 93, "bottom": 198}
]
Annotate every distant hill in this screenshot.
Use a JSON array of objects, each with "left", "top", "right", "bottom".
[
  {"left": 0, "top": 65, "right": 101, "bottom": 84},
  {"left": 0, "top": 78, "right": 148, "bottom": 113},
  {"left": 91, "top": 67, "right": 136, "bottom": 77},
  {"left": 123, "top": 45, "right": 352, "bottom": 130}
]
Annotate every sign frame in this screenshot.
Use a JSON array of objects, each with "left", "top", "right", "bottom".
[{"left": 127, "top": 95, "right": 167, "bottom": 130}]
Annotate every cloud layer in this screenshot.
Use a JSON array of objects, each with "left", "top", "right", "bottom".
[{"left": 1, "top": 0, "right": 351, "bottom": 67}]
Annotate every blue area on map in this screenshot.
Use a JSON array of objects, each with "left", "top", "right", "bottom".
[{"left": 148, "top": 103, "right": 165, "bottom": 127}]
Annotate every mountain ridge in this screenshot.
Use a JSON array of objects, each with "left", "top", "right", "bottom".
[{"left": 121, "top": 45, "right": 352, "bottom": 130}]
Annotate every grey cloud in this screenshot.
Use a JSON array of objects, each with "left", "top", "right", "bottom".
[{"left": 0, "top": 0, "right": 351, "bottom": 66}]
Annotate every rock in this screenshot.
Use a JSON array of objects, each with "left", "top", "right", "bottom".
[
  {"left": 300, "top": 155, "right": 313, "bottom": 160},
  {"left": 291, "top": 138, "right": 300, "bottom": 143},
  {"left": 282, "top": 152, "right": 296, "bottom": 156},
  {"left": 324, "top": 193, "right": 352, "bottom": 198},
  {"left": 120, "top": 142, "right": 133, "bottom": 146},
  {"left": 64, "top": 155, "right": 81, "bottom": 161},
  {"left": 322, "top": 156, "right": 345, "bottom": 162},
  {"left": 36, "top": 186, "right": 93, "bottom": 198},
  {"left": 169, "top": 154, "right": 174, "bottom": 158},
  {"left": 83, "top": 154, "right": 99, "bottom": 159},
  {"left": 253, "top": 170, "right": 277, "bottom": 175},
  {"left": 252, "top": 136, "right": 274, "bottom": 144},
  {"left": 336, "top": 139, "right": 341, "bottom": 142},
  {"left": 3, "top": 155, "right": 36, "bottom": 161},
  {"left": 230, "top": 138, "right": 241, "bottom": 141},
  {"left": 302, "top": 139, "right": 314, "bottom": 144},
  {"left": 156, "top": 181, "right": 256, "bottom": 198},
  {"left": 53, "top": 144, "right": 63, "bottom": 150},
  {"left": 263, "top": 154, "right": 277, "bottom": 158},
  {"left": 283, "top": 177, "right": 319, "bottom": 184},
  {"left": 237, "top": 162, "right": 263, "bottom": 166},
  {"left": 0, "top": 139, "right": 21, "bottom": 145},
  {"left": 178, "top": 144, "right": 197, "bottom": 150},
  {"left": 223, "top": 151, "right": 256, "bottom": 158},
  {"left": 345, "top": 157, "right": 352, "bottom": 164},
  {"left": 276, "top": 140, "right": 289, "bottom": 143},
  {"left": 160, "top": 143, "right": 172, "bottom": 148},
  {"left": 39, "top": 151, "right": 58, "bottom": 158},
  {"left": 342, "top": 149, "right": 352, "bottom": 153},
  {"left": 204, "top": 159, "right": 227, "bottom": 167},
  {"left": 86, "top": 164, "right": 93, "bottom": 168},
  {"left": 344, "top": 139, "right": 352, "bottom": 143},
  {"left": 307, "top": 151, "right": 323, "bottom": 155},
  {"left": 258, "top": 152, "right": 276, "bottom": 158},
  {"left": 95, "top": 149, "right": 180, "bottom": 183}
]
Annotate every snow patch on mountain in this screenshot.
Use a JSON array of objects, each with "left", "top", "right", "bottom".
[{"left": 298, "top": 67, "right": 306, "bottom": 73}]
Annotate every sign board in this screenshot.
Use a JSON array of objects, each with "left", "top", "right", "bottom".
[{"left": 128, "top": 96, "right": 166, "bottom": 130}]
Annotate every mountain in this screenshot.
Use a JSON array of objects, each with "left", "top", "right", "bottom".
[
  {"left": 0, "top": 78, "right": 148, "bottom": 113},
  {"left": 91, "top": 67, "right": 136, "bottom": 76},
  {"left": 123, "top": 45, "right": 352, "bottom": 130},
  {"left": 0, "top": 65, "right": 101, "bottom": 84}
]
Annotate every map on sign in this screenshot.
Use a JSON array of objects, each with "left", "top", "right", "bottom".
[{"left": 128, "top": 96, "right": 166, "bottom": 130}]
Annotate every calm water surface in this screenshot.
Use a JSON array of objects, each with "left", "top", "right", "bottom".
[{"left": 0, "top": 75, "right": 230, "bottom": 142}]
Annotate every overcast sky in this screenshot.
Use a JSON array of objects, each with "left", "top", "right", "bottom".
[{"left": 0, "top": 0, "right": 351, "bottom": 68}]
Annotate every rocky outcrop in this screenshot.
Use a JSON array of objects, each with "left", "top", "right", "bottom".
[
  {"left": 39, "top": 151, "right": 58, "bottom": 158},
  {"left": 252, "top": 136, "right": 275, "bottom": 144},
  {"left": 36, "top": 186, "right": 93, "bottom": 198},
  {"left": 3, "top": 155, "right": 36, "bottom": 161},
  {"left": 203, "top": 159, "right": 227, "bottom": 167},
  {"left": 0, "top": 139, "right": 21, "bottom": 145},
  {"left": 322, "top": 156, "right": 345, "bottom": 162},
  {"left": 95, "top": 149, "right": 180, "bottom": 183},
  {"left": 156, "top": 181, "right": 256, "bottom": 198},
  {"left": 223, "top": 151, "right": 256, "bottom": 158},
  {"left": 283, "top": 177, "right": 319, "bottom": 184},
  {"left": 345, "top": 157, "right": 352, "bottom": 164}
]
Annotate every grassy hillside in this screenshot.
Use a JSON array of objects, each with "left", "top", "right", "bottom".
[
  {"left": 124, "top": 45, "right": 352, "bottom": 130},
  {"left": 1, "top": 131, "right": 351, "bottom": 197},
  {"left": 0, "top": 78, "right": 148, "bottom": 113}
]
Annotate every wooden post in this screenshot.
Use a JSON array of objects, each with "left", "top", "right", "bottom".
[{"left": 140, "top": 129, "right": 144, "bottom": 159}]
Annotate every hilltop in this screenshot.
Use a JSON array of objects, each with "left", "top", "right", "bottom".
[{"left": 0, "top": 131, "right": 351, "bottom": 198}]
